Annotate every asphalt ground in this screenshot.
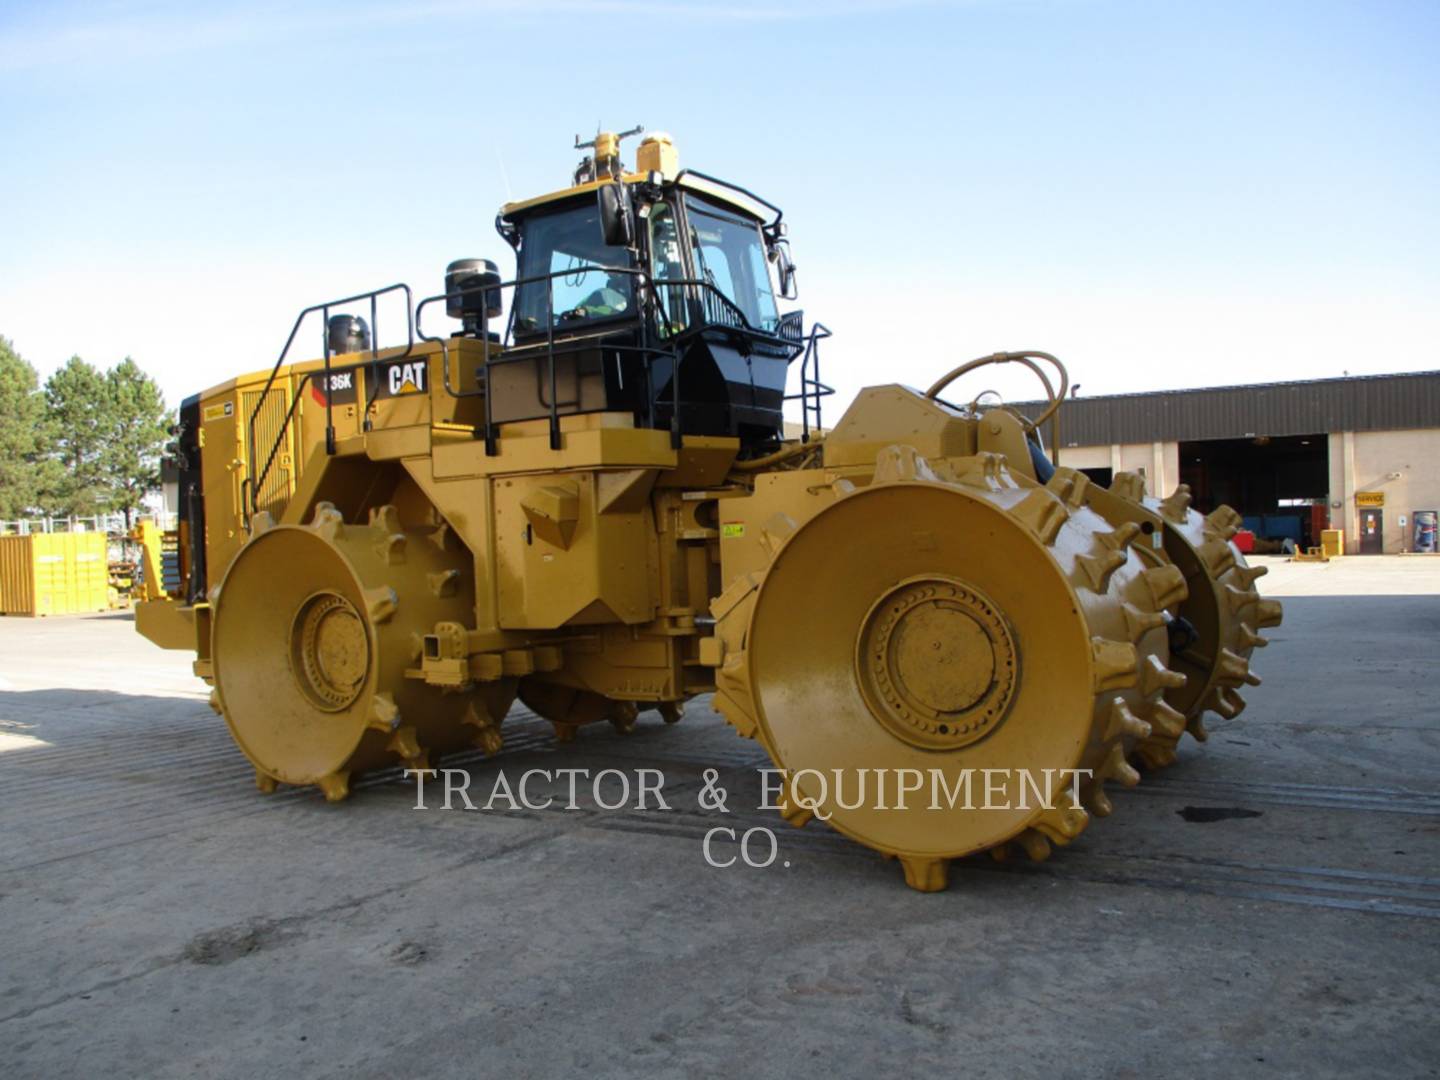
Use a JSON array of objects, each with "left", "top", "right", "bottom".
[{"left": 1, "top": 554, "right": 1437, "bottom": 1078}]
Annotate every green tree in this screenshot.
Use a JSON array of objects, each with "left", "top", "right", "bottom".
[
  {"left": 43, "top": 356, "right": 111, "bottom": 517},
  {"left": 101, "top": 357, "right": 170, "bottom": 526},
  {"left": 0, "top": 337, "right": 58, "bottom": 520}
]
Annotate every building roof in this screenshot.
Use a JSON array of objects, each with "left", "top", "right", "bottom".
[{"left": 1011, "top": 369, "right": 1440, "bottom": 447}]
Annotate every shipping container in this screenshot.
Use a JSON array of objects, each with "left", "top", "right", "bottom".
[{"left": 0, "top": 532, "right": 110, "bottom": 616}]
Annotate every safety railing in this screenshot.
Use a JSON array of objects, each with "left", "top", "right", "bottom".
[
  {"left": 251, "top": 267, "right": 827, "bottom": 495},
  {"left": 0, "top": 512, "right": 174, "bottom": 536},
  {"left": 243, "top": 284, "right": 414, "bottom": 521},
  {"left": 418, "top": 265, "right": 657, "bottom": 453},
  {"left": 416, "top": 264, "right": 803, "bottom": 454},
  {"left": 784, "top": 320, "right": 834, "bottom": 442}
]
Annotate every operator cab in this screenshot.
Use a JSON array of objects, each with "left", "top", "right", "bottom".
[{"left": 471, "top": 129, "right": 806, "bottom": 449}]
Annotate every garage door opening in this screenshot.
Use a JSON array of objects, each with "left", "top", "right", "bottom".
[{"left": 1179, "top": 434, "right": 1329, "bottom": 550}]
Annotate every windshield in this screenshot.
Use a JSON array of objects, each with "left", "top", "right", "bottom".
[
  {"left": 685, "top": 194, "right": 779, "bottom": 334},
  {"left": 513, "top": 203, "right": 635, "bottom": 334}
]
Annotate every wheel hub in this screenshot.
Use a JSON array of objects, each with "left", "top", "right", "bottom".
[
  {"left": 856, "top": 577, "right": 1017, "bottom": 750},
  {"left": 291, "top": 592, "right": 369, "bottom": 711}
]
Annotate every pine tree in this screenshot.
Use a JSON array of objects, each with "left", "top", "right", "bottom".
[
  {"left": 43, "top": 356, "right": 112, "bottom": 517},
  {"left": 102, "top": 358, "right": 170, "bottom": 526},
  {"left": 0, "top": 337, "right": 58, "bottom": 520}
]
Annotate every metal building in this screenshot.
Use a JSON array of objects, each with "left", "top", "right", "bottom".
[{"left": 1014, "top": 370, "right": 1440, "bottom": 555}]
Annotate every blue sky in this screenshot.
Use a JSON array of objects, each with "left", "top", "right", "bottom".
[{"left": 1, "top": 0, "right": 1437, "bottom": 416}]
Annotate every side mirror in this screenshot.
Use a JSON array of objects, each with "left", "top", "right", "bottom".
[
  {"left": 597, "top": 182, "right": 634, "bottom": 247},
  {"left": 773, "top": 239, "right": 798, "bottom": 299}
]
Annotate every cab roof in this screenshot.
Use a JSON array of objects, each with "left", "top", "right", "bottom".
[{"left": 499, "top": 171, "right": 775, "bottom": 225}]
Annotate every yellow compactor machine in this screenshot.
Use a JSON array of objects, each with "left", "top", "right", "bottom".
[{"left": 138, "top": 130, "right": 1281, "bottom": 891}]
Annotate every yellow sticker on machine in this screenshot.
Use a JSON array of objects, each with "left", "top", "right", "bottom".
[
  {"left": 721, "top": 522, "right": 745, "bottom": 539},
  {"left": 203, "top": 401, "right": 234, "bottom": 422}
]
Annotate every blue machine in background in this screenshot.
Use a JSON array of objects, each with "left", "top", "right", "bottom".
[{"left": 1242, "top": 514, "right": 1304, "bottom": 544}]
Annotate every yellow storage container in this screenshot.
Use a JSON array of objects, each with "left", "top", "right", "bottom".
[
  {"left": 0, "top": 532, "right": 110, "bottom": 616},
  {"left": 1321, "top": 529, "right": 1345, "bottom": 558}
]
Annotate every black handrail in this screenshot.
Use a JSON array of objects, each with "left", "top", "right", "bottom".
[
  {"left": 417, "top": 264, "right": 652, "bottom": 454},
  {"left": 415, "top": 263, "right": 797, "bottom": 455},
  {"left": 245, "top": 283, "right": 414, "bottom": 521},
  {"left": 673, "top": 168, "right": 783, "bottom": 233},
  {"left": 783, "top": 322, "right": 834, "bottom": 442},
  {"left": 252, "top": 263, "right": 827, "bottom": 503}
]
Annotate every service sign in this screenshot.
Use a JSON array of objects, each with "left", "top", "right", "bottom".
[{"left": 1356, "top": 491, "right": 1385, "bottom": 508}]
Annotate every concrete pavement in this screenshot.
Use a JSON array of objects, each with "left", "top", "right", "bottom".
[{"left": 1, "top": 556, "right": 1437, "bottom": 1078}]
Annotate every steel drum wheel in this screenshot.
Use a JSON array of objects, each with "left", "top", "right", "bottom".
[
  {"left": 210, "top": 503, "right": 515, "bottom": 800},
  {"left": 713, "top": 451, "right": 1189, "bottom": 891}
]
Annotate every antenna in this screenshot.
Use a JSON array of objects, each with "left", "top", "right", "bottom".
[
  {"left": 572, "top": 125, "right": 646, "bottom": 184},
  {"left": 574, "top": 124, "right": 644, "bottom": 151}
]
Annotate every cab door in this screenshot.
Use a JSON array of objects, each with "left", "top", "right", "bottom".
[{"left": 646, "top": 200, "right": 693, "bottom": 338}]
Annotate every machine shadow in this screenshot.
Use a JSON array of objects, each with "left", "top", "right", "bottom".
[{"left": 0, "top": 686, "right": 219, "bottom": 756}]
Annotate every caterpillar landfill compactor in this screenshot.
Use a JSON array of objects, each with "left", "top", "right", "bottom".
[{"left": 138, "top": 130, "right": 1281, "bottom": 891}]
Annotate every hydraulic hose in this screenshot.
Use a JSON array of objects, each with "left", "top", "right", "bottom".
[
  {"left": 925, "top": 351, "right": 1069, "bottom": 466},
  {"left": 730, "top": 438, "right": 825, "bottom": 472}
]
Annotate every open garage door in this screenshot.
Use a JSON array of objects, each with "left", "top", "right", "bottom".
[{"left": 1179, "top": 434, "right": 1329, "bottom": 550}]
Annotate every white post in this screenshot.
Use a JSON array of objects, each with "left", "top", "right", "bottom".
[{"left": 1342, "top": 430, "right": 1357, "bottom": 554}]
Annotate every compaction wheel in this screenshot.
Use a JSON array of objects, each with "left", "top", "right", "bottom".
[
  {"left": 711, "top": 447, "right": 1190, "bottom": 891},
  {"left": 210, "top": 503, "right": 515, "bottom": 800},
  {"left": 1106, "top": 473, "right": 1283, "bottom": 767}
]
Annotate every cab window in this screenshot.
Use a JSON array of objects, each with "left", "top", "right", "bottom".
[
  {"left": 685, "top": 195, "right": 780, "bottom": 333},
  {"left": 648, "top": 201, "right": 690, "bottom": 337},
  {"left": 513, "top": 203, "right": 635, "bottom": 333}
]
